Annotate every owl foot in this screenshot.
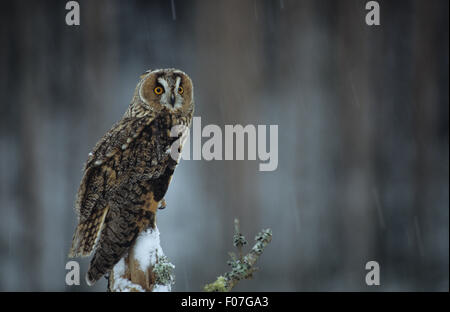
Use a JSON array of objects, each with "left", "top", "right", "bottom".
[{"left": 158, "top": 199, "right": 167, "bottom": 210}]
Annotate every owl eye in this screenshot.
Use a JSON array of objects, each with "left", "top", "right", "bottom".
[
  {"left": 178, "top": 86, "right": 184, "bottom": 94},
  {"left": 154, "top": 86, "right": 164, "bottom": 95}
]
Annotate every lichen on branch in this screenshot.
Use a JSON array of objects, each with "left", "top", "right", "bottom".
[{"left": 204, "top": 219, "right": 272, "bottom": 292}]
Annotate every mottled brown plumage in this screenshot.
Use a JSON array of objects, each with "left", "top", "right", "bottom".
[{"left": 68, "top": 69, "right": 194, "bottom": 285}]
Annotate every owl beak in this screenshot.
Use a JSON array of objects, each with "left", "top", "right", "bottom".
[{"left": 170, "top": 93, "right": 176, "bottom": 106}]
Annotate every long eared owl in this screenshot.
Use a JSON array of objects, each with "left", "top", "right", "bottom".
[{"left": 68, "top": 68, "right": 194, "bottom": 285}]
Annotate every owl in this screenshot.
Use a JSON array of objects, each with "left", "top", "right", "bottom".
[{"left": 68, "top": 68, "right": 194, "bottom": 286}]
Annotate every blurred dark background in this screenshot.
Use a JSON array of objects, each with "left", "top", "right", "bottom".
[{"left": 0, "top": 0, "right": 448, "bottom": 291}]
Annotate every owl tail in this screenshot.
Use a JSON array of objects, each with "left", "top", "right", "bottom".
[
  {"left": 85, "top": 207, "right": 155, "bottom": 286},
  {"left": 68, "top": 208, "right": 109, "bottom": 258},
  {"left": 85, "top": 222, "right": 137, "bottom": 286}
]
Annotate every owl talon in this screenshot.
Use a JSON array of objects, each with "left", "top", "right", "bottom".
[{"left": 158, "top": 199, "right": 167, "bottom": 210}]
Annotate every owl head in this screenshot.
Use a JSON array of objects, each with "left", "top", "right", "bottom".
[{"left": 128, "top": 68, "right": 194, "bottom": 118}]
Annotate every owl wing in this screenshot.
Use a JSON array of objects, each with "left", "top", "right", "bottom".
[
  {"left": 85, "top": 119, "right": 185, "bottom": 284},
  {"left": 69, "top": 115, "right": 155, "bottom": 258},
  {"left": 86, "top": 152, "right": 180, "bottom": 285}
]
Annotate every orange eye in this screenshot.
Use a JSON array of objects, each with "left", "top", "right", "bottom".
[
  {"left": 154, "top": 86, "right": 163, "bottom": 95},
  {"left": 178, "top": 86, "right": 184, "bottom": 94}
]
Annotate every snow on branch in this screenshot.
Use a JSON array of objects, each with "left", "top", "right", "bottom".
[
  {"left": 107, "top": 218, "right": 271, "bottom": 292},
  {"left": 108, "top": 225, "right": 175, "bottom": 292},
  {"left": 204, "top": 219, "right": 272, "bottom": 292}
]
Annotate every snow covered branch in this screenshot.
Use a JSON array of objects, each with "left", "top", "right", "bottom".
[
  {"left": 107, "top": 218, "right": 271, "bottom": 292},
  {"left": 204, "top": 219, "right": 272, "bottom": 292},
  {"left": 108, "top": 225, "right": 175, "bottom": 292}
]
